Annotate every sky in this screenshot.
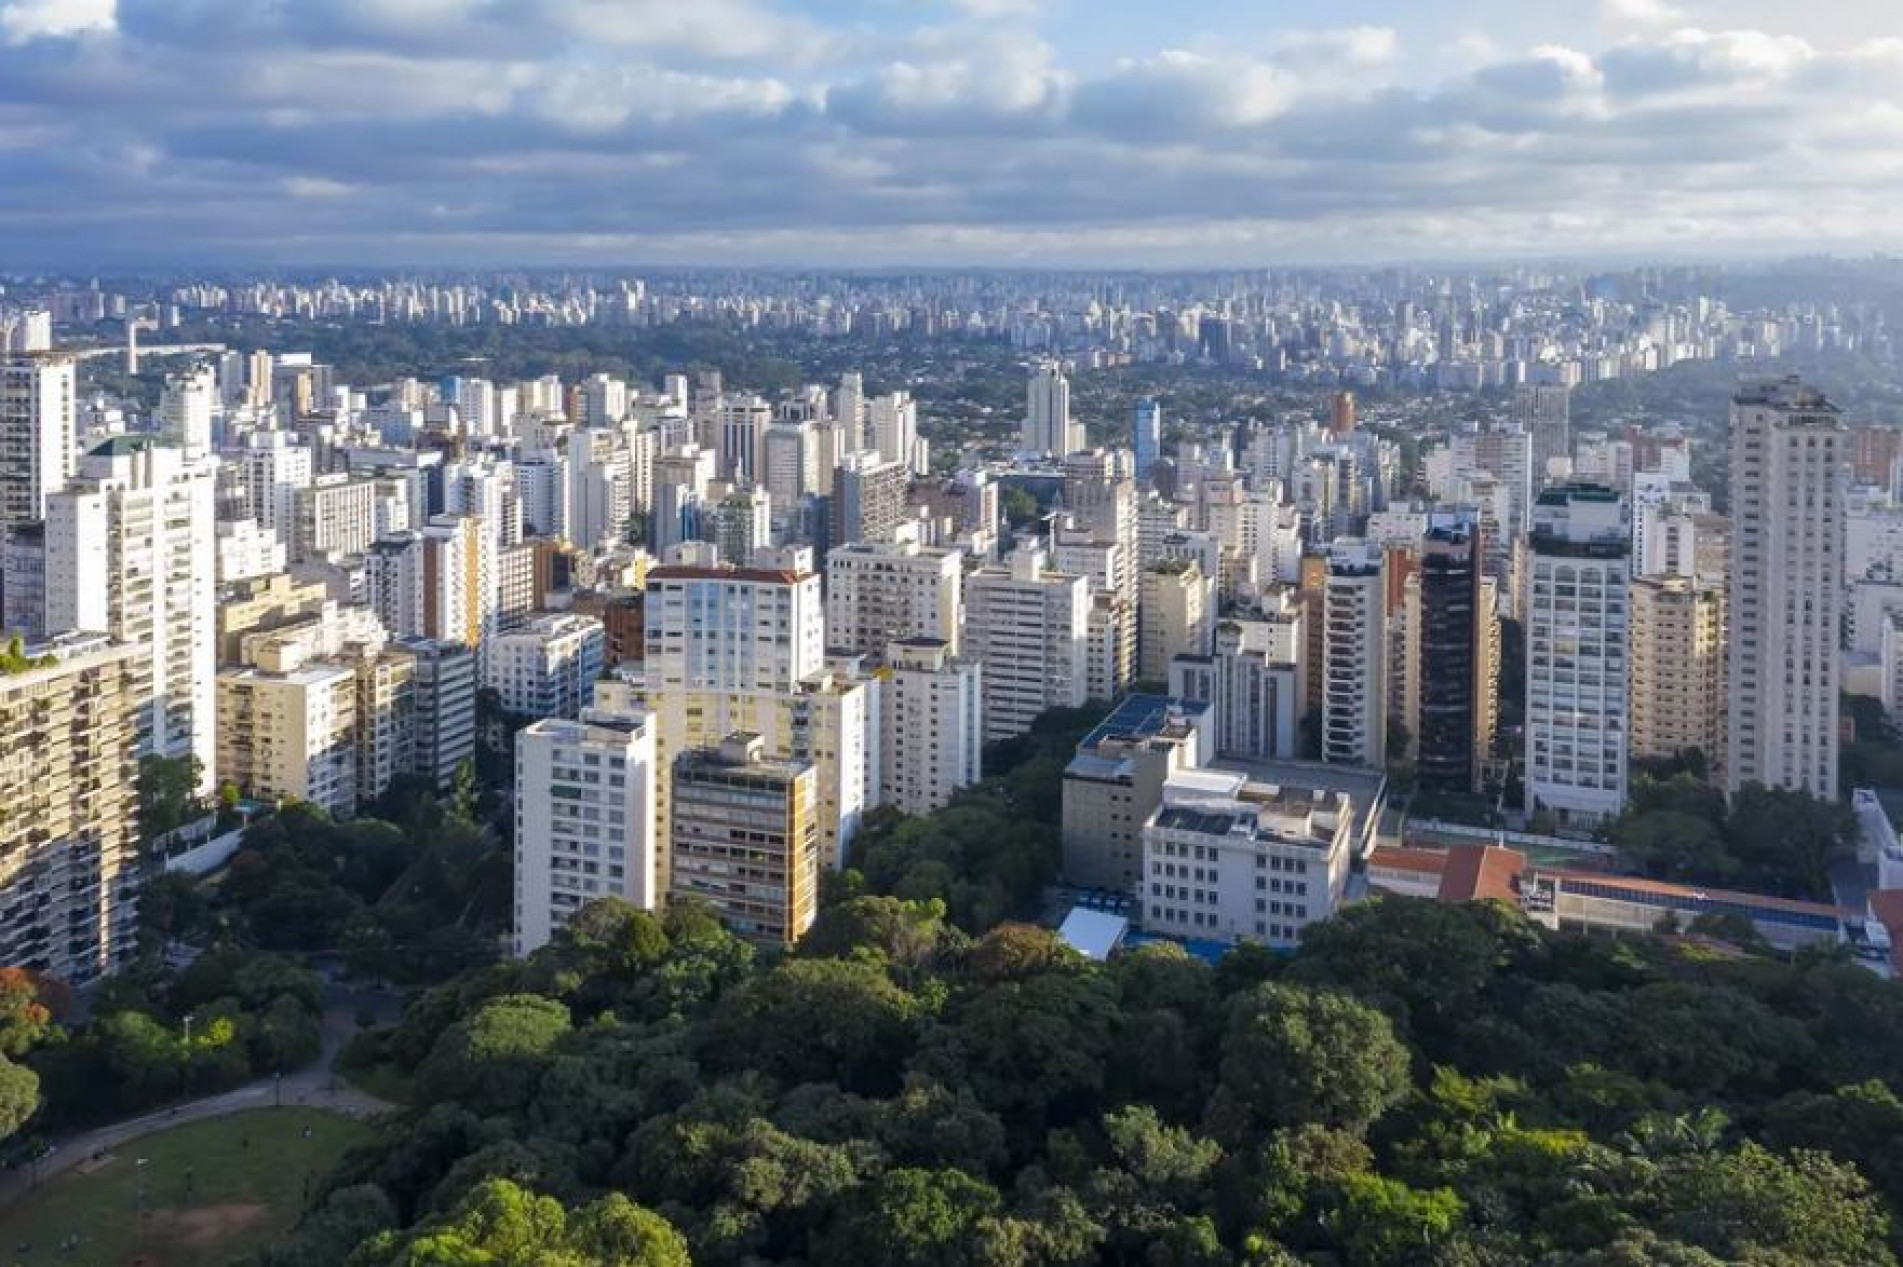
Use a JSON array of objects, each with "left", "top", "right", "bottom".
[{"left": 0, "top": 0, "right": 1900, "bottom": 268}]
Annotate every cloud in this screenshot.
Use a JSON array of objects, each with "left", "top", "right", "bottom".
[
  {"left": 0, "top": 3, "right": 1899, "bottom": 264},
  {"left": 1, "top": 0, "right": 113, "bottom": 43},
  {"left": 1602, "top": 0, "right": 1686, "bottom": 36}
]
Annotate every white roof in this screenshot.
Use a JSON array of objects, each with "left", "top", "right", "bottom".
[{"left": 1058, "top": 907, "right": 1128, "bottom": 961}]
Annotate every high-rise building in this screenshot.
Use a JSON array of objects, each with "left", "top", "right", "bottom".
[
  {"left": 0, "top": 634, "right": 141, "bottom": 983},
  {"left": 292, "top": 474, "right": 381, "bottom": 562},
  {"left": 513, "top": 708, "right": 658, "bottom": 956},
  {"left": 645, "top": 560, "right": 825, "bottom": 693},
  {"left": 484, "top": 613, "right": 607, "bottom": 720},
  {"left": 1629, "top": 575, "right": 1725, "bottom": 771},
  {"left": 963, "top": 545, "right": 1091, "bottom": 741},
  {"left": 1405, "top": 512, "right": 1495, "bottom": 792},
  {"left": 869, "top": 391, "right": 919, "bottom": 472},
  {"left": 159, "top": 363, "right": 217, "bottom": 457},
  {"left": 1726, "top": 377, "right": 1844, "bottom": 799},
  {"left": 880, "top": 638, "right": 982, "bottom": 814},
  {"left": 1513, "top": 383, "right": 1572, "bottom": 485},
  {"left": 401, "top": 638, "right": 478, "bottom": 790},
  {"left": 1525, "top": 484, "right": 1629, "bottom": 825},
  {"left": 0, "top": 352, "right": 76, "bottom": 530},
  {"left": 670, "top": 733, "right": 820, "bottom": 946},
  {"left": 1022, "top": 361, "right": 1081, "bottom": 457},
  {"left": 824, "top": 532, "right": 963, "bottom": 659},
  {"left": 46, "top": 437, "right": 217, "bottom": 795},
  {"left": 218, "top": 644, "right": 361, "bottom": 816},
  {"left": 1134, "top": 398, "right": 1162, "bottom": 480},
  {"left": 1168, "top": 600, "right": 1306, "bottom": 762},
  {"left": 831, "top": 452, "right": 908, "bottom": 547},
  {"left": 1321, "top": 540, "right": 1386, "bottom": 768},
  {"left": 1138, "top": 558, "right": 1214, "bottom": 681},
  {"left": 236, "top": 430, "right": 313, "bottom": 541}
]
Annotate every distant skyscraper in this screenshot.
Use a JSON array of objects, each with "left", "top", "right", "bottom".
[
  {"left": 0, "top": 352, "right": 75, "bottom": 530},
  {"left": 1726, "top": 377, "right": 1844, "bottom": 799},
  {"left": 1525, "top": 485, "right": 1629, "bottom": 825},
  {"left": 1513, "top": 383, "right": 1572, "bottom": 487},
  {"left": 1022, "top": 361, "right": 1081, "bottom": 457},
  {"left": 1134, "top": 398, "right": 1161, "bottom": 480},
  {"left": 1330, "top": 391, "right": 1356, "bottom": 436}
]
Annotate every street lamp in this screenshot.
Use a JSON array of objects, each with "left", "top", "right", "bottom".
[{"left": 182, "top": 1014, "right": 194, "bottom": 1046}]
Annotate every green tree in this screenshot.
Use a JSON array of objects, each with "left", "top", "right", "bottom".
[
  {"left": 1217, "top": 983, "right": 1412, "bottom": 1137},
  {"left": 137, "top": 753, "right": 204, "bottom": 839},
  {"left": 702, "top": 958, "right": 919, "bottom": 1093},
  {"left": 1323, "top": 1172, "right": 1466, "bottom": 1265},
  {"left": 1724, "top": 783, "right": 1855, "bottom": 900},
  {"left": 0, "top": 1055, "right": 38, "bottom": 1141},
  {"left": 1657, "top": 1142, "right": 1896, "bottom": 1265},
  {"left": 417, "top": 994, "right": 572, "bottom": 1114},
  {"left": 817, "top": 1167, "right": 1005, "bottom": 1267}
]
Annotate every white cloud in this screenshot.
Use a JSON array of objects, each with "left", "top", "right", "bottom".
[
  {"left": 1602, "top": 0, "right": 1686, "bottom": 36},
  {"left": 0, "top": 0, "right": 113, "bottom": 44},
  {"left": 1271, "top": 26, "right": 1399, "bottom": 69},
  {"left": 282, "top": 176, "right": 354, "bottom": 199}
]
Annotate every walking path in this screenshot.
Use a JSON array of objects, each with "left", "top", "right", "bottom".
[{"left": 0, "top": 986, "right": 398, "bottom": 1211}]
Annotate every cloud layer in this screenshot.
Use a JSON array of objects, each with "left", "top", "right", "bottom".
[{"left": 0, "top": 0, "right": 1898, "bottom": 265}]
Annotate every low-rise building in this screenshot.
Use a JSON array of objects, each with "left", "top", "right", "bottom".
[{"left": 1061, "top": 694, "right": 1212, "bottom": 891}]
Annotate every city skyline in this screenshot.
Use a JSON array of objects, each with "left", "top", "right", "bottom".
[{"left": 0, "top": 0, "right": 1900, "bottom": 266}]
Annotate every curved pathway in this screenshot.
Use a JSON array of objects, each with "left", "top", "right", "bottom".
[{"left": 0, "top": 985, "right": 397, "bottom": 1211}]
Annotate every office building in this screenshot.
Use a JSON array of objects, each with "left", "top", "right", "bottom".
[
  {"left": 46, "top": 437, "right": 217, "bottom": 795},
  {"left": 0, "top": 635, "right": 140, "bottom": 983},
  {"left": 1629, "top": 575, "right": 1725, "bottom": 770},
  {"left": 880, "top": 638, "right": 982, "bottom": 814},
  {"left": 963, "top": 545, "right": 1091, "bottom": 741},
  {"left": 1726, "top": 377, "right": 1845, "bottom": 799},
  {"left": 513, "top": 708, "right": 658, "bottom": 956},
  {"left": 1404, "top": 512, "right": 1495, "bottom": 792},
  {"left": 670, "top": 733, "right": 820, "bottom": 946},
  {"left": 1525, "top": 485, "right": 1629, "bottom": 825},
  {"left": 1134, "top": 398, "right": 1161, "bottom": 480},
  {"left": 1140, "top": 765, "right": 1357, "bottom": 948}
]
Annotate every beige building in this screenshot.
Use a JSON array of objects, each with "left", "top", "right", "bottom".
[
  {"left": 1061, "top": 695, "right": 1212, "bottom": 891},
  {"left": 219, "top": 648, "right": 360, "bottom": 816},
  {"left": 670, "top": 733, "right": 820, "bottom": 946},
  {"left": 1629, "top": 575, "right": 1725, "bottom": 770},
  {"left": 0, "top": 635, "right": 140, "bottom": 984},
  {"left": 1726, "top": 378, "right": 1844, "bottom": 798}
]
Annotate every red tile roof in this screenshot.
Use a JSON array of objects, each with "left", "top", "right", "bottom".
[
  {"left": 1367, "top": 846, "right": 1450, "bottom": 875},
  {"left": 1438, "top": 844, "right": 1526, "bottom": 904}
]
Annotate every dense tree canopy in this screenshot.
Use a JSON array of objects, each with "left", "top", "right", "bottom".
[{"left": 251, "top": 891, "right": 1903, "bottom": 1266}]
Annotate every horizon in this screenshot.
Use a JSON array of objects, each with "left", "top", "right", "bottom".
[{"left": 1, "top": 0, "right": 1899, "bottom": 266}]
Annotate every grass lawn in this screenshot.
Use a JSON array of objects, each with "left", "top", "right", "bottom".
[{"left": 0, "top": 1108, "right": 377, "bottom": 1267}]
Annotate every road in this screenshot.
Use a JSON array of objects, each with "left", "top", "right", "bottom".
[{"left": 0, "top": 983, "right": 399, "bottom": 1211}]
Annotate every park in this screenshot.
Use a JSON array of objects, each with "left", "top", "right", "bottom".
[{"left": 0, "top": 1107, "right": 375, "bottom": 1266}]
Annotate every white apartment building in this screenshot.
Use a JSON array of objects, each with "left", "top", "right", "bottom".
[
  {"left": 513, "top": 708, "right": 658, "bottom": 956},
  {"left": 484, "top": 613, "right": 607, "bottom": 719},
  {"left": 1140, "top": 767, "right": 1356, "bottom": 948},
  {"left": 46, "top": 436, "right": 217, "bottom": 795},
  {"left": 236, "top": 429, "right": 313, "bottom": 539},
  {"left": 869, "top": 390, "right": 920, "bottom": 472},
  {"left": 160, "top": 364, "right": 217, "bottom": 457},
  {"left": 824, "top": 532, "right": 963, "bottom": 659},
  {"left": 881, "top": 638, "right": 982, "bottom": 814},
  {"left": 1525, "top": 485, "right": 1629, "bottom": 825},
  {"left": 1170, "top": 605, "right": 1306, "bottom": 762},
  {"left": 1022, "top": 361, "right": 1082, "bottom": 457},
  {"left": 644, "top": 561, "right": 825, "bottom": 692},
  {"left": 293, "top": 473, "right": 381, "bottom": 562},
  {"left": 216, "top": 517, "right": 288, "bottom": 585},
  {"left": 567, "top": 427, "right": 632, "bottom": 551},
  {"left": 963, "top": 545, "right": 1091, "bottom": 742},
  {"left": 0, "top": 352, "right": 75, "bottom": 529},
  {"left": 1727, "top": 378, "right": 1844, "bottom": 799},
  {"left": 1320, "top": 540, "right": 1386, "bottom": 768}
]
